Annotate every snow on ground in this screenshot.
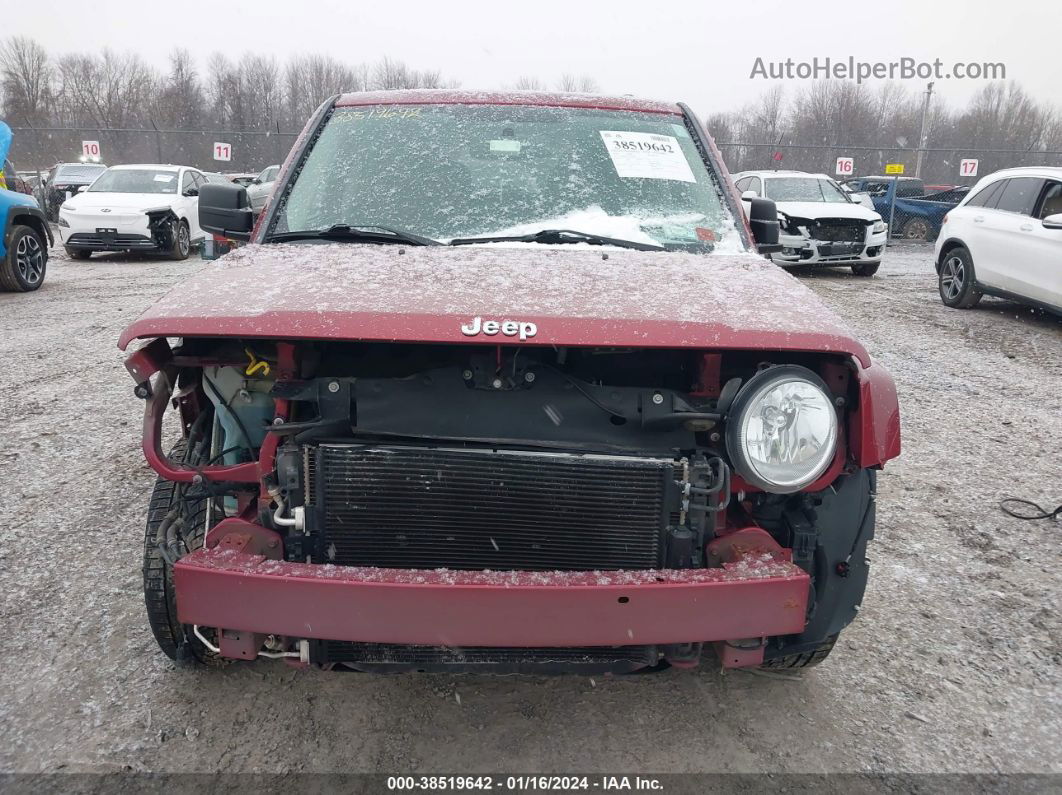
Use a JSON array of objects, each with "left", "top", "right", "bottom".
[{"left": 0, "top": 241, "right": 1058, "bottom": 775}]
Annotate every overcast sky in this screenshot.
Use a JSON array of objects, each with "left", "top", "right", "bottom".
[{"left": 8, "top": 0, "right": 1057, "bottom": 120}]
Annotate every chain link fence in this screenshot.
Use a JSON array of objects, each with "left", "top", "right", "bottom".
[
  {"left": 715, "top": 142, "right": 1062, "bottom": 186},
  {"left": 8, "top": 124, "right": 299, "bottom": 174}
]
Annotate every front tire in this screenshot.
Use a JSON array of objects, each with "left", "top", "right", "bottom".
[
  {"left": 169, "top": 219, "right": 191, "bottom": 261},
  {"left": 142, "top": 442, "right": 225, "bottom": 666},
  {"left": 851, "top": 261, "right": 880, "bottom": 277},
  {"left": 761, "top": 635, "right": 837, "bottom": 670},
  {"left": 0, "top": 225, "right": 47, "bottom": 292},
  {"left": 938, "top": 246, "right": 982, "bottom": 308}
]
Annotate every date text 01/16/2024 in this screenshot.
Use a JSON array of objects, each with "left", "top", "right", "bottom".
[{"left": 386, "top": 776, "right": 664, "bottom": 791}]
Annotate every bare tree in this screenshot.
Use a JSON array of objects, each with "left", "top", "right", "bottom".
[
  {"left": 153, "top": 48, "right": 203, "bottom": 129},
  {"left": 513, "top": 76, "right": 545, "bottom": 91},
  {"left": 285, "top": 54, "right": 366, "bottom": 126},
  {"left": 557, "top": 74, "right": 599, "bottom": 93},
  {"left": 0, "top": 36, "right": 52, "bottom": 125}
]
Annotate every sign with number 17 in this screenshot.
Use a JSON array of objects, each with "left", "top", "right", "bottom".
[
  {"left": 213, "top": 142, "right": 232, "bottom": 162},
  {"left": 959, "top": 158, "right": 979, "bottom": 177}
]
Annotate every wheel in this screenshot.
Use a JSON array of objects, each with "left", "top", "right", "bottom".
[
  {"left": 851, "top": 261, "right": 880, "bottom": 277},
  {"left": 938, "top": 246, "right": 982, "bottom": 308},
  {"left": 0, "top": 225, "right": 47, "bottom": 292},
  {"left": 65, "top": 246, "right": 92, "bottom": 260},
  {"left": 901, "top": 217, "right": 932, "bottom": 241},
  {"left": 142, "top": 441, "right": 225, "bottom": 666},
  {"left": 169, "top": 219, "right": 191, "bottom": 260},
  {"left": 760, "top": 634, "right": 837, "bottom": 670}
]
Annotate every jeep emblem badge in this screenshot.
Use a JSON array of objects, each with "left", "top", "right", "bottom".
[{"left": 460, "top": 316, "right": 538, "bottom": 341}]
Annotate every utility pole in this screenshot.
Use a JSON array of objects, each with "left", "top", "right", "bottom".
[{"left": 914, "top": 82, "right": 934, "bottom": 179}]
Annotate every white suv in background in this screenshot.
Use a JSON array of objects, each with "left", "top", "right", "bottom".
[
  {"left": 935, "top": 167, "right": 1062, "bottom": 314},
  {"left": 58, "top": 164, "right": 206, "bottom": 260},
  {"left": 734, "top": 170, "right": 888, "bottom": 276}
]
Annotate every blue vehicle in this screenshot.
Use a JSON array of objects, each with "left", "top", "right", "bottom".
[
  {"left": 0, "top": 121, "right": 52, "bottom": 291},
  {"left": 842, "top": 176, "right": 969, "bottom": 241}
]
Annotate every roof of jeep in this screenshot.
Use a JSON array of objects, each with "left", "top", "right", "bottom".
[{"left": 334, "top": 89, "right": 683, "bottom": 115}]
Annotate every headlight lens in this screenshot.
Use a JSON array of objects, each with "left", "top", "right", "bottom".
[
  {"left": 726, "top": 366, "right": 838, "bottom": 493},
  {"left": 872, "top": 220, "right": 886, "bottom": 233},
  {"left": 57, "top": 214, "right": 70, "bottom": 228}
]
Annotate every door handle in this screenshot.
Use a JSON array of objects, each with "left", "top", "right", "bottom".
[
  {"left": 973, "top": 216, "right": 985, "bottom": 223},
  {"left": 1019, "top": 224, "right": 1033, "bottom": 232}
]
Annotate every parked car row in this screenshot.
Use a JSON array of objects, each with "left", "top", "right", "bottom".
[{"left": 732, "top": 165, "right": 1059, "bottom": 316}]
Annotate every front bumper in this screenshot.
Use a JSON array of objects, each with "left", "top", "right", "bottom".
[
  {"left": 59, "top": 209, "right": 157, "bottom": 250},
  {"left": 772, "top": 229, "right": 887, "bottom": 265},
  {"left": 174, "top": 522, "right": 811, "bottom": 665}
]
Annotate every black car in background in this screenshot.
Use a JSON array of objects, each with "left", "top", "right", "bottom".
[{"left": 39, "top": 162, "right": 108, "bottom": 220}]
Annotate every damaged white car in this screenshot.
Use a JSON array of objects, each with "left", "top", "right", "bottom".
[
  {"left": 58, "top": 164, "right": 206, "bottom": 260},
  {"left": 734, "top": 170, "right": 887, "bottom": 276}
]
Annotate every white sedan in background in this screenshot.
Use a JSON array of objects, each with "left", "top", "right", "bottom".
[
  {"left": 734, "top": 170, "right": 888, "bottom": 276},
  {"left": 246, "top": 164, "right": 281, "bottom": 213},
  {"left": 935, "top": 166, "right": 1062, "bottom": 313},
  {"left": 58, "top": 164, "right": 207, "bottom": 260}
]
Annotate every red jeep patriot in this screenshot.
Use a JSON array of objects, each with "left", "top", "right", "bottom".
[{"left": 120, "top": 91, "right": 900, "bottom": 674}]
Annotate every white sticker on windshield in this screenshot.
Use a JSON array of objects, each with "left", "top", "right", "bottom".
[
  {"left": 489, "top": 139, "right": 521, "bottom": 153},
  {"left": 153, "top": 174, "right": 175, "bottom": 182},
  {"left": 599, "top": 131, "right": 696, "bottom": 183}
]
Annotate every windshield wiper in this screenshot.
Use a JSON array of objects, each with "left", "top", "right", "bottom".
[
  {"left": 269, "top": 224, "right": 441, "bottom": 246},
  {"left": 449, "top": 228, "right": 665, "bottom": 252}
]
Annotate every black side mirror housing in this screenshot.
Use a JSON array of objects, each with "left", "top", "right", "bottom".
[
  {"left": 199, "top": 182, "right": 253, "bottom": 241},
  {"left": 183, "top": 187, "right": 198, "bottom": 197},
  {"left": 748, "top": 197, "right": 782, "bottom": 253}
]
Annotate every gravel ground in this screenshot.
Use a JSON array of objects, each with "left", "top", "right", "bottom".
[{"left": 0, "top": 241, "right": 1058, "bottom": 776}]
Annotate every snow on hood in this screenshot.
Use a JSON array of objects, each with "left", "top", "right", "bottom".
[
  {"left": 775, "top": 200, "right": 882, "bottom": 222},
  {"left": 119, "top": 243, "right": 870, "bottom": 365}
]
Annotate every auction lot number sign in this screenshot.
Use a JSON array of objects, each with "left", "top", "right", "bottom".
[
  {"left": 835, "top": 156, "right": 854, "bottom": 176},
  {"left": 81, "top": 140, "right": 101, "bottom": 158},
  {"left": 213, "top": 142, "right": 232, "bottom": 162},
  {"left": 960, "top": 158, "right": 979, "bottom": 177}
]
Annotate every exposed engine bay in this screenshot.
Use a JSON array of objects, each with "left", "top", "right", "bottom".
[{"left": 135, "top": 337, "right": 875, "bottom": 672}]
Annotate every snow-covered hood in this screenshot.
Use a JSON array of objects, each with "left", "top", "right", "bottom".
[
  {"left": 119, "top": 243, "right": 871, "bottom": 366},
  {"left": 62, "top": 190, "right": 179, "bottom": 213},
  {"left": 775, "top": 201, "right": 881, "bottom": 222}
]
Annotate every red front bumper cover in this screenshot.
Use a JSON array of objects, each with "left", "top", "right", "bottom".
[{"left": 175, "top": 522, "right": 811, "bottom": 667}]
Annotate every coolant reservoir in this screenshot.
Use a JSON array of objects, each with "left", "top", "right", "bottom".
[{"left": 204, "top": 365, "right": 274, "bottom": 464}]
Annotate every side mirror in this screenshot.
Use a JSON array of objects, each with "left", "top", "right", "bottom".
[
  {"left": 1043, "top": 213, "right": 1062, "bottom": 230},
  {"left": 740, "top": 189, "right": 759, "bottom": 200},
  {"left": 251, "top": 178, "right": 262, "bottom": 185},
  {"left": 76, "top": 185, "right": 88, "bottom": 193},
  {"left": 198, "top": 182, "right": 253, "bottom": 242},
  {"left": 748, "top": 197, "right": 781, "bottom": 253},
  {"left": 183, "top": 187, "right": 199, "bottom": 197}
]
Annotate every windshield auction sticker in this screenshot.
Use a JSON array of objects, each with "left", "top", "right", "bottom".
[{"left": 599, "top": 131, "right": 696, "bottom": 182}]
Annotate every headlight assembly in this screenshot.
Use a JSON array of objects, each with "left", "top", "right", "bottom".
[
  {"left": 872, "top": 220, "right": 886, "bottom": 234},
  {"left": 725, "top": 365, "right": 839, "bottom": 493}
]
